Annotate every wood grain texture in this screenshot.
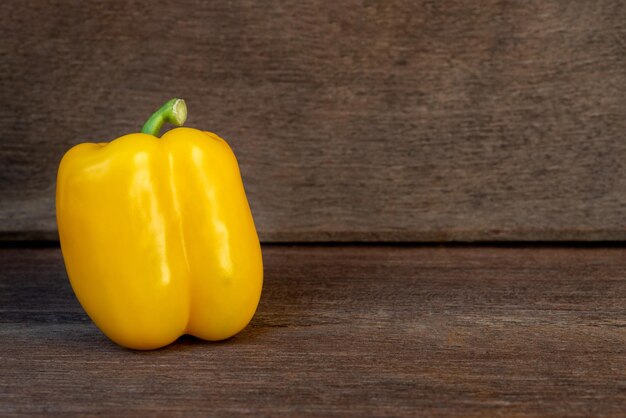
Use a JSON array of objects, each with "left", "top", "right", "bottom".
[
  {"left": 1, "top": 245, "right": 625, "bottom": 416},
  {"left": 1, "top": 0, "right": 625, "bottom": 241}
]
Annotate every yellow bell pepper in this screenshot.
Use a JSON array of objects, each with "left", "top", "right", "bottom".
[{"left": 56, "top": 99, "right": 263, "bottom": 350}]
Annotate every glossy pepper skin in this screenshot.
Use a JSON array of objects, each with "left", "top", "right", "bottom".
[{"left": 56, "top": 99, "right": 263, "bottom": 350}]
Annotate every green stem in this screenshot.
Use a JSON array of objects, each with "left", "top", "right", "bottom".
[{"left": 141, "top": 98, "right": 187, "bottom": 136}]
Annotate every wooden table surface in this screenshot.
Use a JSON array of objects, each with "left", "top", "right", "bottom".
[{"left": 1, "top": 245, "right": 625, "bottom": 416}]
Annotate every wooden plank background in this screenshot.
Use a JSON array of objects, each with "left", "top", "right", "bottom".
[{"left": 1, "top": 0, "right": 625, "bottom": 242}]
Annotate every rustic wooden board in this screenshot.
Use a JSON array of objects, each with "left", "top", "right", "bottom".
[
  {"left": 1, "top": 245, "right": 625, "bottom": 415},
  {"left": 1, "top": 1, "right": 625, "bottom": 241}
]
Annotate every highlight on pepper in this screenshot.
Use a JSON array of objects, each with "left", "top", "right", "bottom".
[{"left": 56, "top": 99, "right": 263, "bottom": 350}]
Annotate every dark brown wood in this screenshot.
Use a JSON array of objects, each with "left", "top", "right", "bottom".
[
  {"left": 1, "top": 1, "right": 626, "bottom": 242},
  {"left": 1, "top": 245, "right": 625, "bottom": 415}
]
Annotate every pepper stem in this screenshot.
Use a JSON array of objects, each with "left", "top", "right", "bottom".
[{"left": 141, "top": 98, "right": 187, "bottom": 136}]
